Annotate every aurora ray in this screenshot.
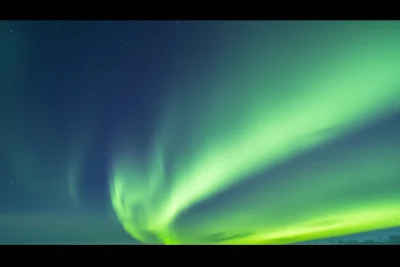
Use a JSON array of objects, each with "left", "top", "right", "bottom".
[{"left": 109, "top": 21, "right": 400, "bottom": 244}]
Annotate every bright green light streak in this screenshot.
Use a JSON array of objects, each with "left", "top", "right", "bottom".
[
  {"left": 111, "top": 21, "right": 400, "bottom": 244},
  {"left": 170, "top": 133, "right": 400, "bottom": 244}
]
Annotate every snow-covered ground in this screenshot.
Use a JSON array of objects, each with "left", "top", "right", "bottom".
[{"left": 298, "top": 227, "right": 400, "bottom": 244}]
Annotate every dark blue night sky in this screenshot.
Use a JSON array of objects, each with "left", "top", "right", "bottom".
[{"left": 1, "top": 20, "right": 400, "bottom": 244}]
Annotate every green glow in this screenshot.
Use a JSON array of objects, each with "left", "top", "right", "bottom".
[
  {"left": 110, "top": 21, "right": 400, "bottom": 244},
  {"left": 0, "top": 21, "right": 98, "bottom": 210},
  {"left": 0, "top": 212, "right": 138, "bottom": 244}
]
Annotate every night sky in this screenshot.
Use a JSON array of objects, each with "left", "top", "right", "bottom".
[{"left": 1, "top": 20, "right": 400, "bottom": 244}]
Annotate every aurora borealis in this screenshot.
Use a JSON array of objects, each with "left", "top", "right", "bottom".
[{"left": 1, "top": 21, "right": 400, "bottom": 244}]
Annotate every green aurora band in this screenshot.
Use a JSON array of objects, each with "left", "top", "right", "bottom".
[{"left": 109, "top": 21, "right": 400, "bottom": 244}]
